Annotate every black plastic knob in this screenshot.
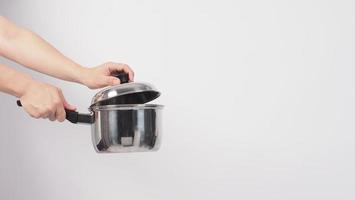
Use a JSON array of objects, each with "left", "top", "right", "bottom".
[{"left": 113, "top": 71, "right": 129, "bottom": 84}]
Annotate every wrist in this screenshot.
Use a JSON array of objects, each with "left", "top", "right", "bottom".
[
  {"left": 13, "top": 73, "right": 36, "bottom": 98},
  {"left": 72, "top": 65, "right": 90, "bottom": 85}
]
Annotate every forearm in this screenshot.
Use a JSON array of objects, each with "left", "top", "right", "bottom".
[
  {"left": 0, "top": 64, "right": 33, "bottom": 97},
  {"left": 0, "top": 16, "right": 85, "bottom": 84}
]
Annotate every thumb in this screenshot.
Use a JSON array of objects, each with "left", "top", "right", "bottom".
[
  {"left": 58, "top": 91, "right": 77, "bottom": 111},
  {"left": 106, "top": 76, "right": 121, "bottom": 86},
  {"left": 63, "top": 100, "right": 77, "bottom": 111}
]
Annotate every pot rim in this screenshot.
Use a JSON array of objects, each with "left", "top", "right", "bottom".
[{"left": 90, "top": 104, "right": 164, "bottom": 111}]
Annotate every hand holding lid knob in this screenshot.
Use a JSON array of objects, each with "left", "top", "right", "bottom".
[
  {"left": 16, "top": 71, "right": 130, "bottom": 107},
  {"left": 112, "top": 71, "right": 129, "bottom": 84}
]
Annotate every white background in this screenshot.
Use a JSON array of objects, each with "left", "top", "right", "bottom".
[{"left": 0, "top": 0, "right": 355, "bottom": 199}]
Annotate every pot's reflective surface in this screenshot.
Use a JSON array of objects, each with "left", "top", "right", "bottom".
[{"left": 90, "top": 105, "right": 163, "bottom": 153}]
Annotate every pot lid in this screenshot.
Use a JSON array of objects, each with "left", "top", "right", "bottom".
[{"left": 90, "top": 72, "right": 161, "bottom": 107}]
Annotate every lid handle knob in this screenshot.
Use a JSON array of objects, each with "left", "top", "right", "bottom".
[{"left": 112, "top": 71, "right": 129, "bottom": 84}]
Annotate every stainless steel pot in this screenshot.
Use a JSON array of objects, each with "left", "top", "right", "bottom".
[
  {"left": 66, "top": 104, "right": 163, "bottom": 153},
  {"left": 18, "top": 72, "right": 164, "bottom": 153}
]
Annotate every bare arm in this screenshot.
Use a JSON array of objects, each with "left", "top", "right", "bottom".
[
  {"left": 0, "top": 63, "right": 32, "bottom": 97},
  {"left": 0, "top": 16, "right": 134, "bottom": 89},
  {"left": 0, "top": 64, "right": 75, "bottom": 122},
  {"left": 0, "top": 16, "right": 135, "bottom": 122}
]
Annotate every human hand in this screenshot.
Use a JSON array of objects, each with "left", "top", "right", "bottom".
[
  {"left": 79, "top": 62, "right": 134, "bottom": 89},
  {"left": 19, "top": 80, "right": 76, "bottom": 122}
]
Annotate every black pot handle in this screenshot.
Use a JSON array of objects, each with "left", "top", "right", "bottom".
[
  {"left": 65, "top": 109, "right": 94, "bottom": 124},
  {"left": 16, "top": 100, "right": 94, "bottom": 124}
]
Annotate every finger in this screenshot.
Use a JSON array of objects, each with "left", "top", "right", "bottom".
[
  {"left": 55, "top": 103, "right": 66, "bottom": 122},
  {"left": 47, "top": 91, "right": 60, "bottom": 121},
  {"left": 122, "top": 64, "right": 134, "bottom": 81},
  {"left": 55, "top": 90, "right": 67, "bottom": 122},
  {"left": 38, "top": 106, "right": 51, "bottom": 119},
  {"left": 41, "top": 111, "right": 51, "bottom": 119},
  {"left": 54, "top": 95, "right": 65, "bottom": 122},
  {"left": 105, "top": 76, "right": 120, "bottom": 86},
  {"left": 58, "top": 90, "right": 76, "bottom": 111},
  {"left": 20, "top": 101, "right": 41, "bottom": 119},
  {"left": 25, "top": 106, "right": 41, "bottom": 119},
  {"left": 49, "top": 111, "right": 56, "bottom": 121},
  {"left": 107, "top": 63, "right": 134, "bottom": 81},
  {"left": 48, "top": 95, "right": 58, "bottom": 120},
  {"left": 63, "top": 101, "right": 77, "bottom": 111}
]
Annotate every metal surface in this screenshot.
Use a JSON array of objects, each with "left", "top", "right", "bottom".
[
  {"left": 90, "top": 82, "right": 160, "bottom": 106},
  {"left": 91, "top": 104, "right": 164, "bottom": 111},
  {"left": 90, "top": 104, "right": 163, "bottom": 153}
]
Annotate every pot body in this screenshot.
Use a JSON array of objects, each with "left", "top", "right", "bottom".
[{"left": 90, "top": 104, "right": 163, "bottom": 153}]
